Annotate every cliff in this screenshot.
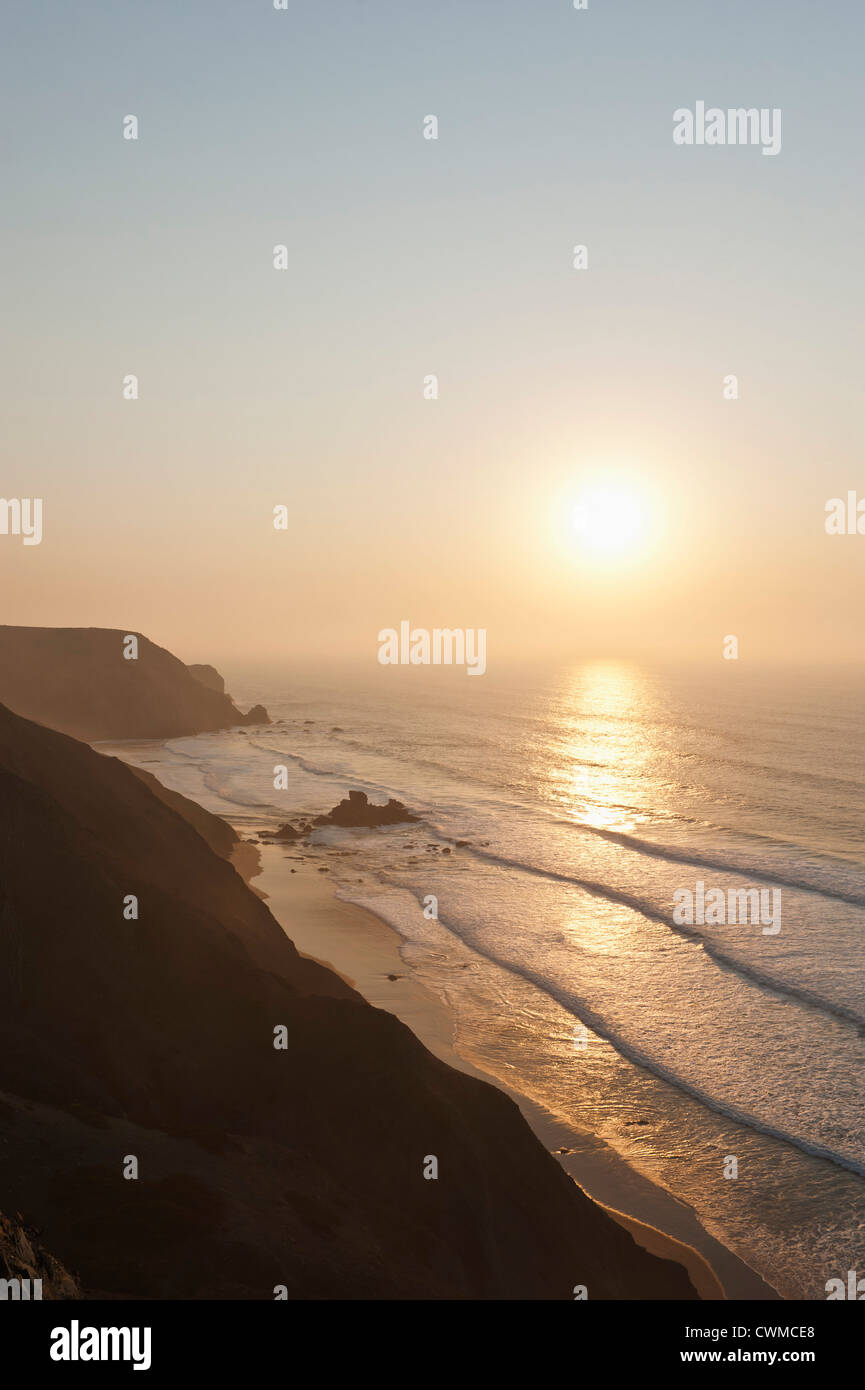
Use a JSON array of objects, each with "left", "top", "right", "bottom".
[
  {"left": 0, "top": 1211, "right": 80, "bottom": 1300},
  {"left": 127, "top": 764, "right": 240, "bottom": 861},
  {"left": 0, "top": 626, "right": 268, "bottom": 741},
  {"left": 186, "top": 664, "right": 225, "bottom": 695},
  {"left": 0, "top": 700, "right": 696, "bottom": 1300}
]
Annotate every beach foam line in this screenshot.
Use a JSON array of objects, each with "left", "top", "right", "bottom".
[
  {"left": 401, "top": 903, "right": 865, "bottom": 1184},
  {"left": 550, "top": 816, "right": 865, "bottom": 908},
  {"left": 427, "top": 842, "right": 865, "bottom": 1031},
  {"left": 152, "top": 732, "right": 865, "bottom": 1029},
  {"left": 246, "top": 732, "right": 865, "bottom": 907}
]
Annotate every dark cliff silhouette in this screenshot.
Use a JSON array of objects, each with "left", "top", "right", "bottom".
[{"left": 0, "top": 626, "right": 268, "bottom": 741}]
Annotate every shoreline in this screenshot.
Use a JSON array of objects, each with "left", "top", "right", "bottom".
[
  {"left": 249, "top": 842, "right": 779, "bottom": 1302},
  {"left": 98, "top": 735, "right": 781, "bottom": 1300}
]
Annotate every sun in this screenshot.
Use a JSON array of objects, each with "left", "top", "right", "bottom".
[{"left": 571, "top": 485, "right": 647, "bottom": 557}]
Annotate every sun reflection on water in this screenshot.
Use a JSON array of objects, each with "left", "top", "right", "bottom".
[{"left": 552, "top": 661, "right": 662, "bottom": 833}]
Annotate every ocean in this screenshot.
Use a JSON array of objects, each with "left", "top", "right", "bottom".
[{"left": 117, "top": 660, "right": 865, "bottom": 1300}]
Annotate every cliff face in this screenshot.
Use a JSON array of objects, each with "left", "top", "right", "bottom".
[
  {"left": 127, "top": 764, "right": 240, "bottom": 861},
  {"left": 0, "top": 1211, "right": 80, "bottom": 1300},
  {"left": 0, "top": 626, "right": 268, "bottom": 741},
  {"left": 0, "top": 700, "right": 696, "bottom": 1300},
  {"left": 186, "top": 664, "right": 225, "bottom": 695}
]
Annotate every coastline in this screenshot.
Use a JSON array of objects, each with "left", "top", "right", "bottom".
[
  {"left": 2, "top": 709, "right": 707, "bottom": 1302},
  {"left": 96, "top": 734, "right": 777, "bottom": 1300},
  {"left": 248, "top": 841, "right": 779, "bottom": 1302}
]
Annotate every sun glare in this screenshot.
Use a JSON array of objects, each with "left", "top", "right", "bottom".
[{"left": 571, "top": 486, "right": 647, "bottom": 557}]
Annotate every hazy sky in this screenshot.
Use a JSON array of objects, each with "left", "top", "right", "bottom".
[{"left": 2, "top": 1, "right": 864, "bottom": 667}]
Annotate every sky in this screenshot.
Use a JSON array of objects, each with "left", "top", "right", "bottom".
[{"left": 2, "top": 0, "right": 864, "bottom": 669}]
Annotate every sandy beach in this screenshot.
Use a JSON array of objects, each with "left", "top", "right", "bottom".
[{"left": 249, "top": 840, "right": 779, "bottom": 1302}]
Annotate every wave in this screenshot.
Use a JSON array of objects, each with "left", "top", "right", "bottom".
[
  {"left": 243, "top": 739, "right": 406, "bottom": 803},
  {"left": 249, "top": 731, "right": 865, "bottom": 903},
  {"left": 545, "top": 816, "right": 865, "bottom": 908},
  {"left": 168, "top": 730, "right": 865, "bottom": 1028},
  {"left": 161, "top": 720, "right": 865, "bottom": 1183},
  {"left": 382, "top": 894, "right": 865, "bottom": 1183},
  {"left": 450, "top": 841, "right": 865, "bottom": 1030}
]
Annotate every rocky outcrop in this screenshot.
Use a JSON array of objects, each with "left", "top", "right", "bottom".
[
  {"left": 0, "top": 626, "right": 269, "bottom": 740},
  {"left": 313, "top": 789, "right": 419, "bottom": 828},
  {"left": 0, "top": 701, "right": 696, "bottom": 1300},
  {"left": 0, "top": 1211, "right": 80, "bottom": 1299},
  {"left": 263, "top": 822, "right": 312, "bottom": 842}
]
